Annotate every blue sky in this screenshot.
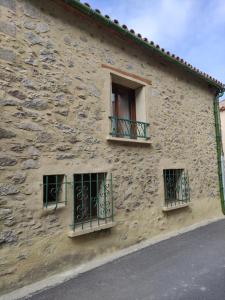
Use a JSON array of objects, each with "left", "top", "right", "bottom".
[{"left": 87, "top": 0, "right": 225, "bottom": 85}]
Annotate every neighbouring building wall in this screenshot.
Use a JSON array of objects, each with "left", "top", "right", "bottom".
[
  {"left": 0, "top": 0, "right": 222, "bottom": 294},
  {"left": 220, "top": 100, "right": 225, "bottom": 153}
]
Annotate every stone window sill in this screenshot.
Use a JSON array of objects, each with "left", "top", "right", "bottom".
[
  {"left": 68, "top": 221, "right": 116, "bottom": 238},
  {"left": 43, "top": 203, "right": 66, "bottom": 211},
  {"left": 106, "top": 136, "right": 152, "bottom": 145},
  {"left": 162, "top": 203, "right": 189, "bottom": 212}
]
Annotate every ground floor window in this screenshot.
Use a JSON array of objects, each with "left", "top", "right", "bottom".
[
  {"left": 163, "top": 169, "right": 190, "bottom": 207},
  {"left": 43, "top": 175, "right": 67, "bottom": 208},
  {"left": 72, "top": 173, "right": 113, "bottom": 230}
]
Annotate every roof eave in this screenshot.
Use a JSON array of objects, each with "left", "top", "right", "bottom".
[{"left": 63, "top": 0, "right": 225, "bottom": 91}]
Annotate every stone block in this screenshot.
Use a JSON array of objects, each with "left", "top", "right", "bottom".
[
  {"left": 21, "top": 78, "right": 36, "bottom": 90},
  {"left": 25, "top": 32, "right": 42, "bottom": 45},
  {"left": 8, "top": 90, "right": 27, "bottom": 100},
  {"left": 0, "top": 155, "right": 17, "bottom": 166},
  {"left": 21, "top": 159, "right": 39, "bottom": 170},
  {"left": 36, "top": 132, "right": 52, "bottom": 143},
  {"left": 4, "top": 218, "right": 16, "bottom": 227},
  {"left": 27, "top": 146, "right": 40, "bottom": 157},
  {"left": 36, "top": 23, "right": 49, "bottom": 33},
  {"left": 0, "top": 208, "right": 12, "bottom": 220},
  {"left": 40, "top": 49, "right": 55, "bottom": 63},
  {"left": 0, "top": 184, "right": 18, "bottom": 195},
  {"left": 0, "top": 128, "right": 16, "bottom": 139},
  {"left": 0, "top": 230, "right": 17, "bottom": 244},
  {"left": 23, "top": 2, "right": 40, "bottom": 18},
  {"left": 0, "top": 99, "right": 21, "bottom": 106},
  {"left": 17, "top": 122, "right": 43, "bottom": 131},
  {"left": 25, "top": 55, "right": 38, "bottom": 66},
  {"left": 24, "top": 98, "right": 48, "bottom": 110},
  {"left": 80, "top": 35, "right": 87, "bottom": 42},
  {"left": 12, "top": 172, "right": 27, "bottom": 184},
  {"left": 89, "top": 84, "right": 101, "bottom": 98},
  {"left": 55, "top": 109, "right": 69, "bottom": 116},
  {"left": 0, "top": 48, "right": 16, "bottom": 62},
  {"left": 56, "top": 144, "right": 71, "bottom": 151},
  {"left": 56, "top": 153, "right": 75, "bottom": 160},
  {"left": 55, "top": 123, "right": 75, "bottom": 134},
  {"left": 0, "top": 21, "right": 16, "bottom": 37},
  {"left": 0, "top": 0, "right": 16, "bottom": 11},
  {"left": 23, "top": 21, "right": 36, "bottom": 30},
  {"left": 64, "top": 35, "right": 71, "bottom": 45}
]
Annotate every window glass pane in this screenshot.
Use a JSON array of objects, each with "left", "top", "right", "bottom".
[
  {"left": 118, "top": 94, "right": 130, "bottom": 119},
  {"left": 73, "top": 173, "right": 107, "bottom": 224},
  {"left": 111, "top": 83, "right": 133, "bottom": 119},
  {"left": 111, "top": 83, "right": 137, "bottom": 138},
  {"left": 43, "top": 175, "right": 64, "bottom": 205},
  {"left": 111, "top": 92, "right": 116, "bottom": 116},
  {"left": 163, "top": 169, "right": 190, "bottom": 206}
]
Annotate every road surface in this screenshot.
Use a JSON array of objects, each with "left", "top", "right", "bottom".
[{"left": 27, "top": 219, "right": 225, "bottom": 300}]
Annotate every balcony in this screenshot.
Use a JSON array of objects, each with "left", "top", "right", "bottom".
[{"left": 109, "top": 116, "right": 150, "bottom": 142}]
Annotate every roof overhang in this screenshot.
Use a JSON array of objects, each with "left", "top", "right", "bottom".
[{"left": 61, "top": 0, "right": 225, "bottom": 92}]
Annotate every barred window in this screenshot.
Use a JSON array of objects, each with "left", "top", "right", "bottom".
[
  {"left": 72, "top": 173, "right": 113, "bottom": 230},
  {"left": 43, "top": 175, "right": 67, "bottom": 208},
  {"left": 163, "top": 169, "right": 190, "bottom": 207}
]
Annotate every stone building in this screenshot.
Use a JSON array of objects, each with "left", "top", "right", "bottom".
[
  {"left": 220, "top": 99, "right": 225, "bottom": 152},
  {"left": 0, "top": 0, "right": 224, "bottom": 294}
]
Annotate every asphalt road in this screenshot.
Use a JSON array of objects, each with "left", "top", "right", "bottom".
[{"left": 27, "top": 219, "right": 225, "bottom": 300}]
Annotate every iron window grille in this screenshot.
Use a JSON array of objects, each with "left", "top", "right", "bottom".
[
  {"left": 72, "top": 173, "right": 114, "bottom": 231},
  {"left": 43, "top": 175, "right": 67, "bottom": 208},
  {"left": 163, "top": 169, "right": 190, "bottom": 207}
]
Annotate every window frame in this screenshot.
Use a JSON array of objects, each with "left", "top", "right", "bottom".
[
  {"left": 71, "top": 172, "right": 114, "bottom": 232},
  {"left": 163, "top": 168, "right": 190, "bottom": 210},
  {"left": 43, "top": 174, "right": 67, "bottom": 209},
  {"left": 111, "top": 83, "right": 137, "bottom": 139},
  {"left": 112, "top": 83, "right": 136, "bottom": 122},
  {"left": 107, "top": 71, "right": 151, "bottom": 144}
]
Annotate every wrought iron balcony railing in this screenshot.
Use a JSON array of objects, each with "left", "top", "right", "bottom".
[{"left": 109, "top": 116, "right": 150, "bottom": 140}]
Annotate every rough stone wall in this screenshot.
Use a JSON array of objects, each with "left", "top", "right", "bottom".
[{"left": 0, "top": 0, "right": 222, "bottom": 294}]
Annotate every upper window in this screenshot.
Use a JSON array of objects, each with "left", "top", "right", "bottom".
[
  {"left": 163, "top": 169, "right": 190, "bottom": 208},
  {"left": 109, "top": 75, "right": 149, "bottom": 141},
  {"left": 111, "top": 83, "right": 137, "bottom": 139}
]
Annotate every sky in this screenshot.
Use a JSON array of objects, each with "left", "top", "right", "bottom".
[{"left": 87, "top": 0, "right": 225, "bottom": 86}]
